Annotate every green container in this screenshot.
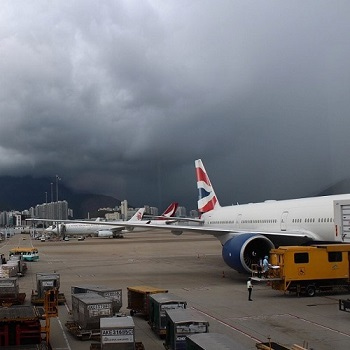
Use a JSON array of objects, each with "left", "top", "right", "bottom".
[{"left": 149, "top": 293, "right": 187, "bottom": 337}]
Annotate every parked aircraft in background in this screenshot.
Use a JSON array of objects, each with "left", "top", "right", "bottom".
[
  {"left": 99, "top": 159, "right": 350, "bottom": 273},
  {"left": 44, "top": 208, "right": 146, "bottom": 238},
  {"left": 43, "top": 202, "right": 178, "bottom": 238}
]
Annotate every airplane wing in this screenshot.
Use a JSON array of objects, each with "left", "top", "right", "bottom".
[
  {"left": 26, "top": 218, "right": 316, "bottom": 245},
  {"left": 125, "top": 222, "right": 317, "bottom": 246},
  {"left": 59, "top": 219, "right": 316, "bottom": 242},
  {"left": 119, "top": 221, "right": 315, "bottom": 237}
]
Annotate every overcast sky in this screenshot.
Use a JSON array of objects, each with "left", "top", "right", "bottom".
[{"left": 1, "top": 1, "right": 350, "bottom": 211}]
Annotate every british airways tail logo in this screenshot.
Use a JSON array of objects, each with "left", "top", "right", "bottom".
[{"left": 196, "top": 165, "right": 217, "bottom": 213}]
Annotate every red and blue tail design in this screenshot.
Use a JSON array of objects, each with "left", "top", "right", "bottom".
[
  {"left": 195, "top": 159, "right": 220, "bottom": 213},
  {"left": 161, "top": 202, "right": 178, "bottom": 218}
]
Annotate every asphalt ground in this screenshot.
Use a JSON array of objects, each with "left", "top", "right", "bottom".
[{"left": 1, "top": 231, "right": 350, "bottom": 350}]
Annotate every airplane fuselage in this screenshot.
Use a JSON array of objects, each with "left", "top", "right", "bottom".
[
  {"left": 45, "top": 223, "right": 121, "bottom": 236},
  {"left": 201, "top": 194, "right": 350, "bottom": 244}
]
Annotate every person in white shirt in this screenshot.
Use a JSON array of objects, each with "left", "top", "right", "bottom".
[
  {"left": 262, "top": 256, "right": 269, "bottom": 277},
  {"left": 247, "top": 278, "right": 253, "bottom": 301}
]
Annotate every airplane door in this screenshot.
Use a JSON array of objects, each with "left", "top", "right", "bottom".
[
  {"left": 280, "top": 211, "right": 289, "bottom": 231},
  {"left": 236, "top": 214, "right": 242, "bottom": 228}
]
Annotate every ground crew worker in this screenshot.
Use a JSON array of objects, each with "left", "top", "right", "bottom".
[
  {"left": 262, "top": 255, "right": 269, "bottom": 277},
  {"left": 247, "top": 278, "right": 253, "bottom": 301}
]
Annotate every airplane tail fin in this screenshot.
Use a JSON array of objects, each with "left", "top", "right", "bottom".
[
  {"left": 161, "top": 202, "right": 178, "bottom": 218},
  {"left": 128, "top": 208, "right": 145, "bottom": 222},
  {"left": 195, "top": 159, "right": 220, "bottom": 213}
]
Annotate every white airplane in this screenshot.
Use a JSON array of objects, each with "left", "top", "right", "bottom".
[
  {"left": 44, "top": 202, "right": 178, "bottom": 238},
  {"left": 44, "top": 208, "right": 146, "bottom": 238},
  {"left": 97, "top": 159, "right": 350, "bottom": 273}
]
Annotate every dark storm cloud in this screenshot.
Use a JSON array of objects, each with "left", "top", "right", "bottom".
[{"left": 1, "top": 1, "right": 350, "bottom": 211}]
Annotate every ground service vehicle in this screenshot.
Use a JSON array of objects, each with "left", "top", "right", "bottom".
[
  {"left": 261, "top": 244, "right": 350, "bottom": 296},
  {"left": 9, "top": 247, "right": 39, "bottom": 262}
]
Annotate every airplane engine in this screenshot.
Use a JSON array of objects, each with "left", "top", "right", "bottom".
[
  {"left": 97, "top": 230, "right": 113, "bottom": 238},
  {"left": 222, "top": 233, "right": 274, "bottom": 274}
]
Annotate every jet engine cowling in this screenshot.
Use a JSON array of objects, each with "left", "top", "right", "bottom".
[
  {"left": 97, "top": 230, "right": 113, "bottom": 238},
  {"left": 222, "top": 233, "right": 275, "bottom": 274}
]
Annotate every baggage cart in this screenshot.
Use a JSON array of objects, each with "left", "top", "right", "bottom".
[
  {"left": 31, "top": 272, "right": 66, "bottom": 305},
  {"left": 127, "top": 285, "right": 168, "bottom": 318},
  {"left": 71, "top": 284, "right": 122, "bottom": 313},
  {"left": 100, "top": 316, "right": 136, "bottom": 350},
  {"left": 164, "top": 309, "right": 209, "bottom": 350},
  {"left": 0, "top": 277, "right": 26, "bottom": 306},
  {"left": 0, "top": 292, "right": 26, "bottom": 306},
  {"left": 0, "top": 305, "right": 41, "bottom": 347},
  {"left": 66, "top": 293, "right": 114, "bottom": 340},
  {"left": 88, "top": 314, "right": 147, "bottom": 349},
  {"left": 148, "top": 293, "right": 187, "bottom": 337},
  {"left": 65, "top": 320, "right": 101, "bottom": 341},
  {"left": 6, "top": 255, "right": 28, "bottom": 276}
]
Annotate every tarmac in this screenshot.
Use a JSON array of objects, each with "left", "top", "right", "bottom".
[{"left": 1, "top": 230, "right": 350, "bottom": 349}]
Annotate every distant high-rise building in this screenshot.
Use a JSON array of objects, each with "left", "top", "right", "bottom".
[
  {"left": 149, "top": 207, "right": 158, "bottom": 216},
  {"left": 34, "top": 201, "right": 69, "bottom": 220},
  {"left": 176, "top": 206, "right": 187, "bottom": 217},
  {"left": 189, "top": 210, "right": 199, "bottom": 218},
  {"left": 121, "top": 200, "right": 128, "bottom": 220}
]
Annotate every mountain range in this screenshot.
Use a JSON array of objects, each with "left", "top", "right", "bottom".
[{"left": 0, "top": 176, "right": 121, "bottom": 218}]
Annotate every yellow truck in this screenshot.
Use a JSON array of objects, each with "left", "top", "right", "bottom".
[{"left": 262, "top": 244, "right": 350, "bottom": 297}]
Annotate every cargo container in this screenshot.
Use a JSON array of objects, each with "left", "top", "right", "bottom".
[
  {"left": 0, "top": 305, "right": 41, "bottom": 347},
  {"left": 253, "top": 244, "right": 350, "bottom": 296},
  {"left": 164, "top": 309, "right": 209, "bottom": 350},
  {"left": 31, "top": 272, "right": 66, "bottom": 305},
  {"left": 186, "top": 332, "right": 247, "bottom": 350},
  {"left": 0, "top": 277, "right": 26, "bottom": 306},
  {"left": 36, "top": 272, "right": 60, "bottom": 298},
  {"left": 127, "top": 285, "right": 168, "bottom": 318},
  {"left": 71, "top": 284, "right": 122, "bottom": 313},
  {"left": 148, "top": 293, "right": 187, "bottom": 337},
  {"left": 7, "top": 255, "right": 27, "bottom": 276},
  {"left": 71, "top": 293, "right": 113, "bottom": 330},
  {"left": 100, "top": 316, "right": 135, "bottom": 350},
  {"left": 0, "top": 262, "right": 18, "bottom": 278},
  {"left": 0, "top": 277, "right": 19, "bottom": 295}
]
